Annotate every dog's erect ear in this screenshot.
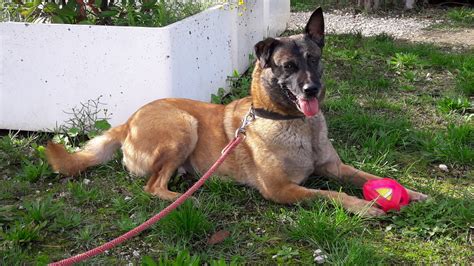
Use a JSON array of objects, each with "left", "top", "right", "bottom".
[
  {"left": 305, "top": 7, "right": 324, "bottom": 47},
  {"left": 254, "top": 38, "right": 280, "bottom": 68}
]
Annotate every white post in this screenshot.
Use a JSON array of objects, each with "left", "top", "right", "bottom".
[{"left": 405, "top": 0, "right": 415, "bottom": 9}]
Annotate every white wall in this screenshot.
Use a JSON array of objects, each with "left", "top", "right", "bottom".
[{"left": 0, "top": 0, "right": 290, "bottom": 131}]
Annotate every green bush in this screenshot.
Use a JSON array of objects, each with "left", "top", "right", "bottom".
[{"left": 1, "top": 0, "right": 205, "bottom": 27}]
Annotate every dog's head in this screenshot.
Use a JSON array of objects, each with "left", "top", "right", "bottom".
[{"left": 254, "top": 8, "right": 325, "bottom": 117}]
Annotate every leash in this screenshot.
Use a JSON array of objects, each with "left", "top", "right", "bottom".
[{"left": 49, "top": 107, "right": 255, "bottom": 266}]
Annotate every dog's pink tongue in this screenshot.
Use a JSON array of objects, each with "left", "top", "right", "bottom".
[{"left": 298, "top": 98, "right": 319, "bottom": 117}]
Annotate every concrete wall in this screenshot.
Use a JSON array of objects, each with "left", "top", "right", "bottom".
[{"left": 0, "top": 0, "right": 290, "bottom": 131}]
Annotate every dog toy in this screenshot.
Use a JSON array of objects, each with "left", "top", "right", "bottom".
[{"left": 363, "top": 178, "right": 410, "bottom": 212}]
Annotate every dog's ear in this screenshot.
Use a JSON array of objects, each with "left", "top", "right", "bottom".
[
  {"left": 254, "top": 38, "right": 280, "bottom": 68},
  {"left": 305, "top": 7, "right": 324, "bottom": 48}
]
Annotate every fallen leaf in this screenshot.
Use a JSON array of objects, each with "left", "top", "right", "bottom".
[{"left": 207, "top": 230, "right": 230, "bottom": 245}]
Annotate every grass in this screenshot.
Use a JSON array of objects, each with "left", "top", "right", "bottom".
[
  {"left": 1, "top": 30, "right": 473, "bottom": 264},
  {"left": 446, "top": 7, "right": 474, "bottom": 27},
  {"left": 290, "top": 0, "right": 355, "bottom": 12}
]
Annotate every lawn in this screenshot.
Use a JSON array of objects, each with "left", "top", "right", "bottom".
[{"left": 1, "top": 30, "right": 473, "bottom": 265}]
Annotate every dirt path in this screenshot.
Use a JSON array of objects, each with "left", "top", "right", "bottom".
[
  {"left": 289, "top": 11, "right": 474, "bottom": 49},
  {"left": 412, "top": 28, "right": 474, "bottom": 49}
]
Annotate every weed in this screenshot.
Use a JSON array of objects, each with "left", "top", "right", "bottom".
[
  {"left": 158, "top": 200, "right": 212, "bottom": 241},
  {"left": 211, "top": 59, "right": 253, "bottom": 105},
  {"left": 389, "top": 52, "right": 422, "bottom": 70},
  {"left": 1, "top": 221, "right": 45, "bottom": 246},
  {"left": 24, "top": 196, "right": 61, "bottom": 224},
  {"left": 437, "top": 97, "right": 471, "bottom": 114},
  {"left": 456, "top": 60, "right": 474, "bottom": 96},
  {"left": 73, "top": 224, "right": 101, "bottom": 249},
  {"left": 16, "top": 144, "right": 51, "bottom": 182},
  {"left": 0, "top": 133, "right": 48, "bottom": 182},
  {"left": 50, "top": 211, "right": 82, "bottom": 231},
  {"left": 446, "top": 7, "right": 474, "bottom": 26},
  {"left": 111, "top": 196, "right": 134, "bottom": 213},
  {"left": 67, "top": 181, "right": 101, "bottom": 205},
  {"left": 271, "top": 245, "right": 300, "bottom": 263},
  {"left": 0, "top": 246, "right": 30, "bottom": 265},
  {"left": 116, "top": 211, "right": 147, "bottom": 232},
  {"left": 142, "top": 249, "right": 201, "bottom": 266},
  {"left": 53, "top": 96, "right": 111, "bottom": 148},
  {"left": 0, "top": 180, "right": 31, "bottom": 201}
]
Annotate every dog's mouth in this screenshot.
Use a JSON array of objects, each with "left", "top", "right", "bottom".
[{"left": 283, "top": 88, "right": 319, "bottom": 117}]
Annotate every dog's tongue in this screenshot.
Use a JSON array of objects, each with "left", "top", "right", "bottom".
[{"left": 298, "top": 98, "right": 319, "bottom": 117}]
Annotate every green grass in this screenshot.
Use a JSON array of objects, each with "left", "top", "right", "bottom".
[
  {"left": 447, "top": 7, "right": 474, "bottom": 27},
  {"left": 1, "top": 32, "right": 473, "bottom": 264},
  {"left": 290, "top": 0, "right": 356, "bottom": 12}
]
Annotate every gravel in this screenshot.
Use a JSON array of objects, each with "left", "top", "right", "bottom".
[{"left": 288, "top": 10, "right": 436, "bottom": 39}]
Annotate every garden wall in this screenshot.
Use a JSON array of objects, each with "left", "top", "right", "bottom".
[{"left": 0, "top": 0, "right": 290, "bottom": 131}]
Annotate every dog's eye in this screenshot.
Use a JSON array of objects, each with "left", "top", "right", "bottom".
[
  {"left": 308, "top": 56, "right": 319, "bottom": 65},
  {"left": 283, "top": 62, "right": 296, "bottom": 71}
]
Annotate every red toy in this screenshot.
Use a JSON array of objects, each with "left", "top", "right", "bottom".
[{"left": 363, "top": 178, "right": 410, "bottom": 212}]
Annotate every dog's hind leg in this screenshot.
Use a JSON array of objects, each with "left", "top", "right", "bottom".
[
  {"left": 121, "top": 104, "right": 199, "bottom": 201},
  {"left": 142, "top": 122, "right": 199, "bottom": 200},
  {"left": 144, "top": 162, "right": 184, "bottom": 201}
]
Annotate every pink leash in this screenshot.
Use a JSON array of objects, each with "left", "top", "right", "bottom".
[{"left": 49, "top": 135, "right": 245, "bottom": 266}]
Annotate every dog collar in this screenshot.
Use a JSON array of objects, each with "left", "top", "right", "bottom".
[{"left": 253, "top": 108, "right": 305, "bottom": 121}]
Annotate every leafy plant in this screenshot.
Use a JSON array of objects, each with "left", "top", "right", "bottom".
[
  {"left": 456, "top": 60, "right": 474, "bottom": 96},
  {"left": 67, "top": 181, "right": 101, "bottom": 205},
  {"left": 142, "top": 250, "right": 201, "bottom": 266},
  {"left": 211, "top": 64, "right": 253, "bottom": 104},
  {"left": 271, "top": 245, "right": 300, "bottom": 263},
  {"left": 1, "top": 0, "right": 206, "bottom": 26},
  {"left": 16, "top": 144, "right": 52, "bottom": 182},
  {"left": 24, "top": 196, "right": 61, "bottom": 224},
  {"left": 446, "top": 7, "right": 474, "bottom": 25},
  {"left": 73, "top": 224, "right": 101, "bottom": 248},
  {"left": 389, "top": 52, "right": 422, "bottom": 71},
  {"left": 50, "top": 211, "right": 82, "bottom": 231},
  {"left": 437, "top": 97, "right": 471, "bottom": 114},
  {"left": 52, "top": 96, "right": 111, "bottom": 148},
  {"left": 159, "top": 200, "right": 211, "bottom": 241},
  {"left": 1, "top": 221, "right": 45, "bottom": 246}
]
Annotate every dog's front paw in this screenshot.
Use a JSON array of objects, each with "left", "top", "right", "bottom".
[
  {"left": 344, "top": 197, "right": 385, "bottom": 218},
  {"left": 407, "top": 189, "right": 429, "bottom": 202}
]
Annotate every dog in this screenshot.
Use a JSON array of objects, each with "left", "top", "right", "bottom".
[{"left": 46, "top": 8, "right": 428, "bottom": 217}]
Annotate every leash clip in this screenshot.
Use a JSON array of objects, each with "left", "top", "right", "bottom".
[
  {"left": 222, "top": 106, "right": 255, "bottom": 155},
  {"left": 234, "top": 106, "right": 255, "bottom": 138}
]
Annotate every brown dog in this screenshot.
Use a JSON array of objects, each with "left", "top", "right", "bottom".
[{"left": 46, "top": 8, "right": 427, "bottom": 216}]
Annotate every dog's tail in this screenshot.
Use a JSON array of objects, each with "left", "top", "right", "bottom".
[{"left": 46, "top": 124, "right": 127, "bottom": 176}]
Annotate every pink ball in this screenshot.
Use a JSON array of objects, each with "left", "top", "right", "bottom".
[{"left": 363, "top": 178, "right": 410, "bottom": 212}]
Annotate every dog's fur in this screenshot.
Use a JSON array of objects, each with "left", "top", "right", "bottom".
[{"left": 46, "top": 8, "right": 427, "bottom": 216}]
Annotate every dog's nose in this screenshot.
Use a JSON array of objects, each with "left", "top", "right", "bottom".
[{"left": 303, "top": 83, "right": 319, "bottom": 97}]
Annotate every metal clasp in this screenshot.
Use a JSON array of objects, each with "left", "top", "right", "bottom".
[{"left": 234, "top": 106, "right": 256, "bottom": 138}]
